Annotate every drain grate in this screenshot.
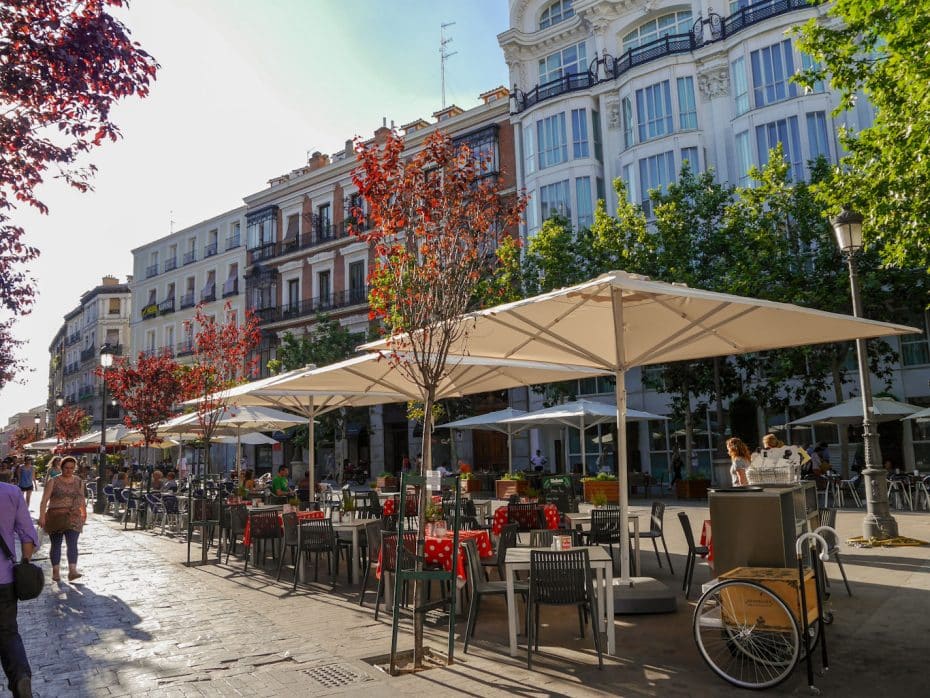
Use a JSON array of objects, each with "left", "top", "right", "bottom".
[{"left": 302, "top": 663, "right": 374, "bottom": 689}]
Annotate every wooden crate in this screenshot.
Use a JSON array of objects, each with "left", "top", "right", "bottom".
[{"left": 719, "top": 566, "right": 818, "bottom": 629}]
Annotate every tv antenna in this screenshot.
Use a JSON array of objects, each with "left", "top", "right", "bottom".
[
  {"left": 169, "top": 210, "right": 176, "bottom": 234},
  {"left": 440, "top": 21, "right": 457, "bottom": 109}
]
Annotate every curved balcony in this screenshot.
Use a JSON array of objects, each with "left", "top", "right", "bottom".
[{"left": 512, "top": 0, "right": 817, "bottom": 113}]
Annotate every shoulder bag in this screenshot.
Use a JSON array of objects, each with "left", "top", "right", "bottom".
[{"left": 0, "top": 534, "right": 44, "bottom": 601}]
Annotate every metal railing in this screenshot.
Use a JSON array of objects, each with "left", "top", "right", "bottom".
[
  {"left": 141, "top": 303, "right": 159, "bottom": 320},
  {"left": 512, "top": 0, "right": 816, "bottom": 113},
  {"left": 158, "top": 298, "right": 175, "bottom": 315},
  {"left": 247, "top": 215, "right": 369, "bottom": 265},
  {"left": 200, "top": 287, "right": 216, "bottom": 303},
  {"left": 204, "top": 242, "right": 218, "bottom": 258},
  {"left": 65, "top": 332, "right": 81, "bottom": 346},
  {"left": 222, "top": 279, "right": 238, "bottom": 297},
  {"left": 183, "top": 250, "right": 197, "bottom": 265},
  {"left": 179, "top": 293, "right": 195, "bottom": 309},
  {"left": 79, "top": 345, "right": 96, "bottom": 362},
  {"left": 164, "top": 257, "right": 177, "bottom": 272},
  {"left": 252, "top": 286, "right": 369, "bottom": 324},
  {"left": 225, "top": 235, "right": 240, "bottom": 250},
  {"left": 145, "top": 264, "right": 159, "bottom": 279},
  {"left": 176, "top": 341, "right": 195, "bottom": 356}
]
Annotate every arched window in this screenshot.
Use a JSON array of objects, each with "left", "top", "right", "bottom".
[
  {"left": 622, "top": 10, "right": 693, "bottom": 52},
  {"left": 539, "top": 0, "right": 574, "bottom": 30}
]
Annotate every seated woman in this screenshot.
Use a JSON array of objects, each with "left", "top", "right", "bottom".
[
  {"left": 242, "top": 469, "right": 255, "bottom": 491},
  {"left": 150, "top": 469, "right": 164, "bottom": 491}
]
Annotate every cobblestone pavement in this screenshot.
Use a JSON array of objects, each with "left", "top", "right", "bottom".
[{"left": 10, "top": 492, "right": 930, "bottom": 697}]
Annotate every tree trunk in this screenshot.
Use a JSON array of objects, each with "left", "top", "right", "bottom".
[
  {"left": 412, "top": 387, "right": 435, "bottom": 668},
  {"left": 831, "top": 356, "right": 850, "bottom": 477}
]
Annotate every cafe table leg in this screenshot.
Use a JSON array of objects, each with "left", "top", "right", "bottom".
[
  {"left": 506, "top": 565, "right": 518, "bottom": 658},
  {"left": 602, "top": 563, "right": 615, "bottom": 655}
]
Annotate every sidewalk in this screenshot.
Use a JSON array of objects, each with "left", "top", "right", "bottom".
[{"left": 14, "top": 493, "right": 930, "bottom": 697}]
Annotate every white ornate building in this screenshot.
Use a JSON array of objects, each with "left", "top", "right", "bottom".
[{"left": 498, "top": 0, "right": 930, "bottom": 476}]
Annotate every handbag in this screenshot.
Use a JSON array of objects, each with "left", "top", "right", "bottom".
[
  {"left": 44, "top": 508, "right": 72, "bottom": 534},
  {"left": 0, "top": 534, "right": 45, "bottom": 601}
]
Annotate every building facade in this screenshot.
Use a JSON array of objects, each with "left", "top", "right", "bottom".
[
  {"left": 50, "top": 275, "right": 132, "bottom": 432},
  {"left": 498, "top": 0, "right": 930, "bottom": 476},
  {"left": 0, "top": 407, "right": 48, "bottom": 459},
  {"left": 241, "top": 87, "right": 519, "bottom": 473},
  {"left": 128, "top": 207, "right": 248, "bottom": 363}
]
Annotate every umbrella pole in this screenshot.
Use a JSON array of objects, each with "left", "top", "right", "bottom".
[
  {"left": 508, "top": 427, "right": 513, "bottom": 475},
  {"left": 236, "top": 426, "right": 242, "bottom": 484},
  {"left": 307, "top": 396, "right": 315, "bottom": 505},
  {"left": 611, "top": 288, "right": 632, "bottom": 583},
  {"left": 581, "top": 414, "right": 587, "bottom": 477}
]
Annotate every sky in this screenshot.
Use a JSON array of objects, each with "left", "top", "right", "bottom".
[{"left": 0, "top": 0, "right": 511, "bottom": 424}]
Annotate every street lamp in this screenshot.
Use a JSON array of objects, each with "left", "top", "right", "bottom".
[
  {"left": 831, "top": 209, "right": 898, "bottom": 539},
  {"left": 55, "top": 394, "right": 64, "bottom": 446},
  {"left": 33, "top": 414, "right": 40, "bottom": 440},
  {"left": 95, "top": 343, "right": 114, "bottom": 514}
]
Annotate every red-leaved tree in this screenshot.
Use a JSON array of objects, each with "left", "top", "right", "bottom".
[
  {"left": 351, "top": 129, "right": 527, "bottom": 664},
  {"left": 99, "top": 351, "right": 188, "bottom": 458},
  {"left": 183, "top": 302, "right": 260, "bottom": 473},
  {"left": 0, "top": 0, "right": 158, "bottom": 377},
  {"left": 8, "top": 425, "right": 36, "bottom": 454},
  {"left": 55, "top": 405, "right": 90, "bottom": 445}
]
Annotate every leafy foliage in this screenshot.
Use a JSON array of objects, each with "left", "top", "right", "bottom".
[
  {"left": 795, "top": 1, "right": 930, "bottom": 270},
  {"left": 8, "top": 425, "right": 36, "bottom": 453},
  {"left": 100, "top": 351, "right": 188, "bottom": 449},
  {"left": 55, "top": 405, "right": 89, "bottom": 444},
  {"left": 0, "top": 0, "right": 157, "bottom": 381}
]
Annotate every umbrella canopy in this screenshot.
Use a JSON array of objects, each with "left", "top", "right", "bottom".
[
  {"left": 362, "top": 270, "right": 918, "bottom": 582},
  {"left": 497, "top": 400, "right": 666, "bottom": 473},
  {"left": 789, "top": 396, "right": 924, "bottom": 425},
  {"left": 72, "top": 425, "right": 142, "bottom": 445},
  {"left": 437, "top": 408, "right": 528, "bottom": 473},
  {"left": 903, "top": 406, "right": 930, "bottom": 423},
  {"left": 23, "top": 436, "right": 60, "bottom": 451},
  {"left": 258, "top": 353, "right": 604, "bottom": 488}
]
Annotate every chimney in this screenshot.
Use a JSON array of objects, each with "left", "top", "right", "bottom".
[
  {"left": 101, "top": 275, "right": 118, "bottom": 287},
  {"left": 373, "top": 120, "right": 392, "bottom": 143},
  {"left": 345, "top": 139, "right": 355, "bottom": 155},
  {"left": 307, "top": 151, "right": 330, "bottom": 171}
]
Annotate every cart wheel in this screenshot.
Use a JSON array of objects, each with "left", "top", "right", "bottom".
[{"left": 693, "top": 580, "right": 801, "bottom": 690}]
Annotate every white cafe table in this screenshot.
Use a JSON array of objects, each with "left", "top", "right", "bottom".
[
  {"left": 504, "top": 546, "right": 615, "bottom": 658},
  {"left": 331, "top": 517, "right": 369, "bottom": 584},
  {"left": 563, "top": 510, "right": 642, "bottom": 576}
]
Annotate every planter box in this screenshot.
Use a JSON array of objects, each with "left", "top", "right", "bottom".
[
  {"left": 583, "top": 480, "right": 620, "bottom": 504},
  {"left": 676, "top": 479, "right": 710, "bottom": 499},
  {"left": 495, "top": 479, "right": 528, "bottom": 500},
  {"left": 377, "top": 476, "right": 398, "bottom": 492},
  {"left": 461, "top": 478, "right": 481, "bottom": 494}
]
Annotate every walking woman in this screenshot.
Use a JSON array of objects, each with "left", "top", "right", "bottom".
[
  {"left": 16, "top": 457, "right": 35, "bottom": 506},
  {"left": 38, "top": 456, "right": 85, "bottom": 582},
  {"left": 727, "top": 437, "right": 752, "bottom": 487}
]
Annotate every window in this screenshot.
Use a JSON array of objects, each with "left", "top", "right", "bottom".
[
  {"left": 596, "top": 177, "right": 605, "bottom": 205},
  {"left": 522, "top": 125, "right": 536, "bottom": 175},
  {"left": 348, "top": 261, "right": 366, "bottom": 304},
  {"left": 287, "top": 278, "right": 299, "bottom": 310},
  {"left": 800, "top": 52, "right": 825, "bottom": 94},
  {"left": 285, "top": 214, "right": 299, "bottom": 241},
  {"left": 537, "top": 113, "right": 568, "bottom": 169},
  {"left": 806, "top": 111, "right": 830, "bottom": 163},
  {"left": 105, "top": 329, "right": 119, "bottom": 347},
  {"left": 202, "top": 270, "right": 216, "bottom": 302},
  {"left": 539, "top": 180, "right": 571, "bottom": 222},
  {"left": 635, "top": 81, "right": 673, "bottom": 142},
  {"left": 108, "top": 298, "right": 120, "bottom": 315},
  {"left": 246, "top": 208, "right": 276, "bottom": 250},
  {"left": 318, "top": 270, "right": 331, "bottom": 306},
  {"left": 165, "top": 326, "right": 174, "bottom": 352},
  {"left": 318, "top": 203, "right": 331, "bottom": 234},
  {"left": 571, "top": 109, "right": 589, "bottom": 158},
  {"left": 227, "top": 221, "right": 241, "bottom": 249},
  {"left": 637, "top": 151, "right": 675, "bottom": 218},
  {"left": 622, "top": 97, "right": 634, "bottom": 149},
  {"left": 756, "top": 116, "right": 803, "bottom": 181},
  {"left": 146, "top": 331, "right": 155, "bottom": 354},
  {"left": 223, "top": 264, "right": 238, "bottom": 296},
  {"left": 525, "top": 194, "right": 539, "bottom": 237},
  {"left": 622, "top": 11, "right": 692, "bottom": 52},
  {"left": 681, "top": 147, "right": 700, "bottom": 172},
  {"left": 731, "top": 57, "right": 749, "bottom": 115},
  {"left": 147, "top": 289, "right": 156, "bottom": 306},
  {"left": 575, "top": 177, "right": 593, "bottom": 229},
  {"left": 751, "top": 39, "right": 797, "bottom": 108},
  {"left": 592, "top": 110, "right": 602, "bottom": 162},
  {"left": 677, "top": 77, "right": 697, "bottom": 130},
  {"left": 621, "top": 163, "right": 636, "bottom": 203},
  {"left": 538, "top": 41, "right": 587, "bottom": 85},
  {"left": 902, "top": 312, "right": 930, "bottom": 366},
  {"left": 206, "top": 229, "right": 218, "bottom": 257},
  {"left": 735, "top": 130, "right": 753, "bottom": 185},
  {"left": 539, "top": 0, "right": 574, "bottom": 30}
]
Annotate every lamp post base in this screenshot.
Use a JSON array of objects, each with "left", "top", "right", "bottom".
[{"left": 861, "top": 467, "right": 898, "bottom": 540}]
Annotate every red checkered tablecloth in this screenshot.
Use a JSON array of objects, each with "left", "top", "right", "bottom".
[
  {"left": 377, "top": 529, "right": 493, "bottom": 587},
  {"left": 242, "top": 509, "right": 323, "bottom": 547},
  {"left": 491, "top": 504, "right": 560, "bottom": 536}
]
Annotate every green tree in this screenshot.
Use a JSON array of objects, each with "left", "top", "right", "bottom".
[{"left": 795, "top": 1, "right": 930, "bottom": 269}]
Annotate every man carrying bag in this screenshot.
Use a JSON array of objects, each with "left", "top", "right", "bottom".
[{"left": 0, "top": 479, "right": 40, "bottom": 697}]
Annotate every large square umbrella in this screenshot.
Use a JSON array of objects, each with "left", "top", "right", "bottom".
[
  {"left": 362, "top": 270, "right": 917, "bottom": 582},
  {"left": 437, "top": 408, "right": 528, "bottom": 474},
  {"left": 497, "top": 399, "right": 666, "bottom": 474},
  {"left": 903, "top": 406, "right": 930, "bottom": 423},
  {"left": 789, "top": 396, "right": 924, "bottom": 425},
  {"left": 255, "top": 353, "right": 606, "bottom": 492}
]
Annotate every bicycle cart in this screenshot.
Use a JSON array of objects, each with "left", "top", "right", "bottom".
[{"left": 692, "top": 532, "right": 832, "bottom": 693}]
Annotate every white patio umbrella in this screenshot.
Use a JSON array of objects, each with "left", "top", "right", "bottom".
[
  {"left": 436, "top": 408, "right": 528, "bottom": 474},
  {"left": 789, "top": 396, "right": 924, "bottom": 425},
  {"left": 72, "top": 425, "right": 141, "bottom": 445},
  {"left": 362, "top": 270, "right": 918, "bottom": 583},
  {"left": 903, "top": 406, "right": 930, "bottom": 422},
  {"left": 157, "top": 406, "right": 305, "bottom": 476},
  {"left": 256, "top": 353, "right": 606, "bottom": 492},
  {"left": 24, "top": 436, "right": 61, "bottom": 451},
  {"left": 497, "top": 399, "right": 666, "bottom": 475}
]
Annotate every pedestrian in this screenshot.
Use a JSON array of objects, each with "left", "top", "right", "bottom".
[
  {"left": 530, "top": 449, "right": 548, "bottom": 469},
  {"left": 45, "top": 456, "right": 62, "bottom": 483},
  {"left": 1, "top": 476, "right": 39, "bottom": 697},
  {"left": 38, "top": 456, "right": 86, "bottom": 583},
  {"left": 16, "top": 457, "right": 35, "bottom": 507},
  {"left": 670, "top": 448, "right": 684, "bottom": 486},
  {"left": 726, "top": 437, "right": 751, "bottom": 486}
]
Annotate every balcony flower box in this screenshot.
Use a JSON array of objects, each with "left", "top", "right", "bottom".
[
  {"left": 495, "top": 477, "right": 528, "bottom": 500},
  {"left": 460, "top": 474, "right": 481, "bottom": 494},
  {"left": 582, "top": 477, "right": 620, "bottom": 504}
]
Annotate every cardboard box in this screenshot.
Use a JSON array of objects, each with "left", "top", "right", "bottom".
[{"left": 718, "top": 566, "right": 818, "bottom": 628}]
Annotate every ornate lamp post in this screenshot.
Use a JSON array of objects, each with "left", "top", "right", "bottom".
[
  {"left": 95, "top": 343, "right": 114, "bottom": 514},
  {"left": 831, "top": 209, "right": 898, "bottom": 539},
  {"left": 55, "top": 394, "right": 64, "bottom": 448},
  {"left": 33, "top": 414, "right": 40, "bottom": 440}
]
